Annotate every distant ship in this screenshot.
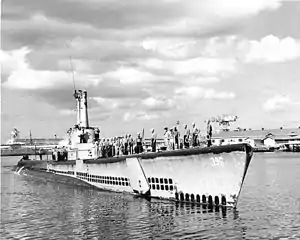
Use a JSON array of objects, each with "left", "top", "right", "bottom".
[
  {"left": 1, "top": 129, "right": 62, "bottom": 156},
  {"left": 16, "top": 89, "right": 254, "bottom": 208},
  {"left": 1, "top": 128, "right": 24, "bottom": 148}
]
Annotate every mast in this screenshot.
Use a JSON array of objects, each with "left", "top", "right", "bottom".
[
  {"left": 74, "top": 90, "right": 81, "bottom": 125},
  {"left": 73, "top": 90, "right": 89, "bottom": 128},
  {"left": 82, "top": 90, "right": 89, "bottom": 128}
]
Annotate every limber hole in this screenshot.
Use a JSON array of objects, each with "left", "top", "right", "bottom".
[
  {"left": 221, "top": 196, "right": 227, "bottom": 206},
  {"left": 202, "top": 195, "right": 206, "bottom": 204},
  {"left": 180, "top": 193, "right": 184, "bottom": 201},
  {"left": 191, "top": 194, "right": 195, "bottom": 202},
  {"left": 208, "top": 195, "right": 213, "bottom": 206},
  {"left": 215, "top": 196, "right": 220, "bottom": 206},
  {"left": 185, "top": 193, "right": 190, "bottom": 201}
]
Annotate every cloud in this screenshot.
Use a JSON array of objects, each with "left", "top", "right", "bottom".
[
  {"left": 1, "top": 47, "right": 103, "bottom": 89},
  {"left": 103, "top": 67, "right": 157, "bottom": 85},
  {"left": 175, "top": 86, "right": 236, "bottom": 100},
  {"left": 173, "top": 58, "right": 236, "bottom": 75},
  {"left": 90, "top": 97, "right": 120, "bottom": 109},
  {"left": 3, "top": 0, "right": 286, "bottom": 56},
  {"left": 142, "top": 96, "right": 176, "bottom": 111},
  {"left": 203, "top": 0, "right": 282, "bottom": 18},
  {"left": 59, "top": 109, "right": 76, "bottom": 116},
  {"left": 136, "top": 0, "right": 285, "bottom": 39},
  {"left": 3, "top": 13, "right": 106, "bottom": 50},
  {"left": 3, "top": 0, "right": 299, "bottom": 140},
  {"left": 191, "top": 76, "right": 221, "bottom": 85},
  {"left": 123, "top": 111, "right": 159, "bottom": 122},
  {"left": 0, "top": 47, "right": 30, "bottom": 76},
  {"left": 1, "top": 46, "right": 152, "bottom": 119},
  {"left": 4, "top": 68, "right": 104, "bottom": 90},
  {"left": 263, "top": 95, "right": 300, "bottom": 112},
  {"left": 140, "top": 57, "right": 236, "bottom": 76},
  {"left": 4, "top": 0, "right": 283, "bottom": 35},
  {"left": 141, "top": 38, "right": 197, "bottom": 59},
  {"left": 174, "top": 34, "right": 300, "bottom": 64},
  {"left": 4, "top": 69, "right": 70, "bottom": 89},
  {"left": 89, "top": 111, "right": 113, "bottom": 122},
  {"left": 240, "top": 35, "right": 300, "bottom": 63},
  {"left": 90, "top": 97, "right": 135, "bottom": 110}
]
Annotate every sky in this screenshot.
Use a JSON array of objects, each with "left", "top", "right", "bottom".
[{"left": 1, "top": 0, "right": 300, "bottom": 142}]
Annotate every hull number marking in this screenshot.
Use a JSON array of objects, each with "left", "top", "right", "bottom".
[{"left": 211, "top": 156, "right": 224, "bottom": 167}]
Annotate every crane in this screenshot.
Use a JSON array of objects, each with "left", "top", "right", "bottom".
[{"left": 205, "top": 115, "right": 238, "bottom": 132}]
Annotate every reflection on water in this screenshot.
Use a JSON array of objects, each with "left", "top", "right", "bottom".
[{"left": 1, "top": 153, "right": 300, "bottom": 239}]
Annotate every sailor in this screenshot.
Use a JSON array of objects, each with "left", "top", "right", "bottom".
[
  {"left": 84, "top": 129, "right": 90, "bottom": 143},
  {"left": 163, "top": 127, "right": 172, "bottom": 151},
  {"left": 169, "top": 127, "right": 175, "bottom": 150},
  {"left": 176, "top": 120, "right": 183, "bottom": 149},
  {"left": 62, "top": 146, "right": 68, "bottom": 160},
  {"left": 192, "top": 122, "right": 199, "bottom": 147},
  {"left": 55, "top": 148, "right": 59, "bottom": 161},
  {"left": 206, "top": 120, "right": 212, "bottom": 147},
  {"left": 95, "top": 140, "right": 100, "bottom": 157},
  {"left": 163, "top": 127, "right": 168, "bottom": 149},
  {"left": 111, "top": 137, "right": 115, "bottom": 156},
  {"left": 135, "top": 133, "right": 143, "bottom": 154},
  {"left": 103, "top": 138, "right": 109, "bottom": 158},
  {"left": 38, "top": 148, "right": 43, "bottom": 160},
  {"left": 207, "top": 134, "right": 212, "bottom": 147},
  {"left": 79, "top": 128, "right": 85, "bottom": 143},
  {"left": 107, "top": 138, "right": 113, "bottom": 157},
  {"left": 67, "top": 128, "right": 72, "bottom": 145},
  {"left": 111, "top": 137, "right": 115, "bottom": 157},
  {"left": 183, "top": 124, "right": 190, "bottom": 149},
  {"left": 119, "top": 137, "right": 124, "bottom": 156},
  {"left": 52, "top": 146, "right": 58, "bottom": 161},
  {"left": 116, "top": 137, "right": 120, "bottom": 156},
  {"left": 115, "top": 137, "right": 118, "bottom": 156},
  {"left": 100, "top": 138, "right": 106, "bottom": 157},
  {"left": 95, "top": 128, "right": 100, "bottom": 141},
  {"left": 123, "top": 134, "right": 129, "bottom": 155},
  {"left": 128, "top": 134, "right": 134, "bottom": 154},
  {"left": 114, "top": 136, "right": 120, "bottom": 157},
  {"left": 173, "top": 126, "right": 180, "bottom": 149},
  {"left": 207, "top": 120, "right": 213, "bottom": 139},
  {"left": 150, "top": 128, "right": 157, "bottom": 152}
]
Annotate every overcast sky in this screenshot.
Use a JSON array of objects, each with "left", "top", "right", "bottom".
[{"left": 1, "top": 0, "right": 300, "bottom": 141}]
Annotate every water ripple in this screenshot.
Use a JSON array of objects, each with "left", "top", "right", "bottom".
[{"left": 1, "top": 154, "right": 300, "bottom": 239}]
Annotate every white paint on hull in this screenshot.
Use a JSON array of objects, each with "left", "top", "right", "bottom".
[
  {"left": 45, "top": 145, "right": 252, "bottom": 207},
  {"left": 141, "top": 151, "right": 246, "bottom": 205},
  {"left": 126, "top": 157, "right": 150, "bottom": 195}
]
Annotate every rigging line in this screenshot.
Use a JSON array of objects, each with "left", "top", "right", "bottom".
[{"left": 64, "top": 42, "right": 76, "bottom": 91}]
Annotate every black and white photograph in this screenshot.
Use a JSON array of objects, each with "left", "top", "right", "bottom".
[{"left": 1, "top": 0, "right": 300, "bottom": 239}]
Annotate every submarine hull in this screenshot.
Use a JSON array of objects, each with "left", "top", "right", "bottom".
[{"left": 16, "top": 143, "right": 253, "bottom": 207}]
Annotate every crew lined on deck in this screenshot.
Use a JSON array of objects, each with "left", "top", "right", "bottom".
[{"left": 59, "top": 120, "right": 214, "bottom": 160}]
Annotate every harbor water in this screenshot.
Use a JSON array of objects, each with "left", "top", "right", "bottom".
[{"left": 1, "top": 153, "right": 300, "bottom": 239}]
